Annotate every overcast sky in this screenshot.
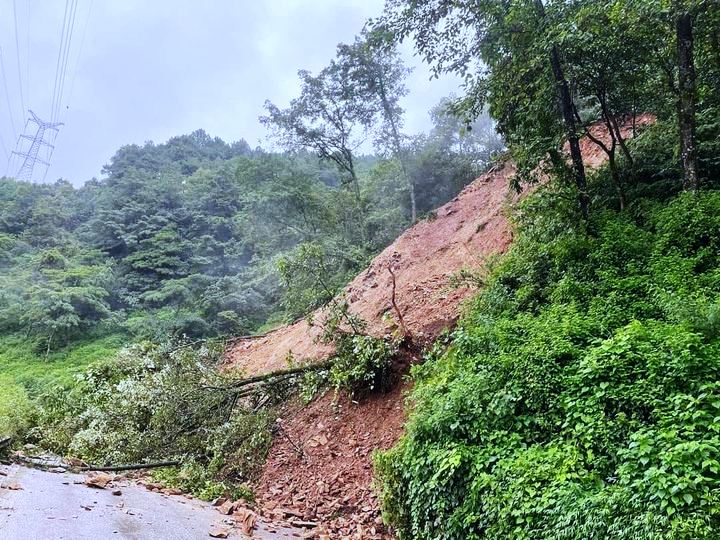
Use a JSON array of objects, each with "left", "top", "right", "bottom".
[{"left": 0, "top": 0, "right": 461, "bottom": 185}]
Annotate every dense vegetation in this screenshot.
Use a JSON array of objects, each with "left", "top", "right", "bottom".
[
  {"left": 0, "top": 34, "right": 500, "bottom": 491},
  {"left": 374, "top": 1, "right": 720, "bottom": 538},
  {"left": 376, "top": 165, "right": 720, "bottom": 538}
]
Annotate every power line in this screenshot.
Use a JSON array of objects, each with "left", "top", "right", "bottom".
[
  {"left": 4, "top": 0, "right": 89, "bottom": 182},
  {"left": 0, "top": 128, "right": 9, "bottom": 163},
  {"left": 50, "top": 0, "right": 70, "bottom": 126},
  {"left": 61, "top": 0, "right": 93, "bottom": 126},
  {"left": 46, "top": 0, "right": 82, "bottom": 177},
  {"left": 26, "top": 0, "right": 30, "bottom": 107},
  {"left": 54, "top": 0, "right": 79, "bottom": 124},
  {"left": 0, "top": 47, "right": 18, "bottom": 142},
  {"left": 12, "top": 0, "right": 25, "bottom": 119}
]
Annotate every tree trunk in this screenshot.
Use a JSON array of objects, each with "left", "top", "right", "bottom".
[
  {"left": 346, "top": 152, "right": 363, "bottom": 207},
  {"left": 550, "top": 45, "right": 590, "bottom": 220},
  {"left": 346, "top": 152, "right": 368, "bottom": 243},
  {"left": 377, "top": 72, "right": 416, "bottom": 222},
  {"left": 608, "top": 153, "right": 626, "bottom": 211},
  {"left": 676, "top": 8, "right": 699, "bottom": 191},
  {"left": 534, "top": 0, "right": 589, "bottom": 220},
  {"left": 608, "top": 114, "right": 634, "bottom": 165},
  {"left": 596, "top": 96, "right": 628, "bottom": 209},
  {"left": 408, "top": 180, "right": 417, "bottom": 223},
  {"left": 80, "top": 460, "right": 181, "bottom": 472}
]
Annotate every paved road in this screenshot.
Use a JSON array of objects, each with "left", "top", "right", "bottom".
[{"left": 0, "top": 465, "right": 295, "bottom": 540}]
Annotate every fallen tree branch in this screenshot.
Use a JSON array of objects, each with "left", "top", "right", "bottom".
[
  {"left": 275, "top": 422, "right": 304, "bottom": 458},
  {"left": 207, "top": 360, "right": 334, "bottom": 392},
  {"left": 388, "top": 265, "right": 410, "bottom": 338},
  {"left": 79, "top": 460, "right": 181, "bottom": 472}
]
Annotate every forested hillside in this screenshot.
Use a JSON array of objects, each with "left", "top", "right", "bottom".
[
  {"left": 0, "top": 107, "right": 498, "bottom": 351},
  {"left": 0, "top": 84, "right": 500, "bottom": 444}
]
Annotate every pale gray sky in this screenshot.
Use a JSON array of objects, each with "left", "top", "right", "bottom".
[{"left": 0, "top": 0, "right": 461, "bottom": 185}]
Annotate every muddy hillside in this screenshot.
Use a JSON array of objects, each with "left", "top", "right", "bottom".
[{"left": 228, "top": 117, "right": 653, "bottom": 539}]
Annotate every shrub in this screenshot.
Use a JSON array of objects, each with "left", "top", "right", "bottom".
[
  {"left": 329, "top": 333, "right": 398, "bottom": 398},
  {"left": 375, "top": 188, "right": 720, "bottom": 539},
  {"left": 0, "top": 381, "right": 33, "bottom": 440},
  {"left": 34, "top": 340, "right": 273, "bottom": 500}
]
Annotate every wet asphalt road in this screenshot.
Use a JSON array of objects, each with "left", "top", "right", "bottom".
[{"left": 0, "top": 465, "right": 295, "bottom": 540}]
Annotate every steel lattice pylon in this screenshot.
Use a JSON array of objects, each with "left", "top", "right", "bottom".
[{"left": 11, "top": 110, "right": 63, "bottom": 183}]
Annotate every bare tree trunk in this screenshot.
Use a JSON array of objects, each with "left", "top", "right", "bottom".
[
  {"left": 608, "top": 153, "right": 626, "bottom": 210},
  {"left": 577, "top": 104, "right": 626, "bottom": 211},
  {"left": 676, "top": 7, "right": 699, "bottom": 191},
  {"left": 80, "top": 460, "right": 181, "bottom": 472},
  {"left": 535, "top": 0, "right": 589, "bottom": 220},
  {"left": 387, "top": 265, "right": 409, "bottom": 337},
  {"left": 377, "top": 74, "right": 416, "bottom": 222},
  {"left": 597, "top": 97, "right": 628, "bottom": 209},
  {"left": 551, "top": 46, "right": 590, "bottom": 220},
  {"left": 346, "top": 152, "right": 363, "bottom": 207},
  {"left": 608, "top": 114, "right": 634, "bottom": 165},
  {"left": 346, "top": 152, "right": 368, "bottom": 243}
]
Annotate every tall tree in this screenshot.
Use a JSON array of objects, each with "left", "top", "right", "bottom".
[
  {"left": 376, "top": 0, "right": 591, "bottom": 219},
  {"left": 336, "top": 33, "right": 417, "bottom": 221},
  {"left": 261, "top": 63, "right": 374, "bottom": 229},
  {"left": 534, "top": 0, "right": 589, "bottom": 219},
  {"left": 559, "top": 0, "right": 658, "bottom": 209}
]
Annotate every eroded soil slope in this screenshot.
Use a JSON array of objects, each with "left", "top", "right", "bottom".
[
  {"left": 229, "top": 117, "right": 654, "bottom": 539},
  {"left": 226, "top": 159, "right": 518, "bottom": 376},
  {"left": 255, "top": 387, "right": 406, "bottom": 539}
]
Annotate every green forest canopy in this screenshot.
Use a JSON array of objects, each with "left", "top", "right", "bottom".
[{"left": 0, "top": 100, "right": 501, "bottom": 352}]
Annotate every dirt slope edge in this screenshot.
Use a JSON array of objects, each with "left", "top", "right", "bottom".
[{"left": 226, "top": 159, "right": 518, "bottom": 377}]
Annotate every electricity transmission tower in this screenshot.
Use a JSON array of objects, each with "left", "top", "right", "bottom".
[{"left": 11, "top": 110, "right": 63, "bottom": 183}]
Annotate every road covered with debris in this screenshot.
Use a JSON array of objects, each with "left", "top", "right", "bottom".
[{"left": 0, "top": 464, "right": 293, "bottom": 539}]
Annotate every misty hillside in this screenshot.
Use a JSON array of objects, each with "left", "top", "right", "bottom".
[{"left": 2, "top": 2, "right": 720, "bottom": 540}]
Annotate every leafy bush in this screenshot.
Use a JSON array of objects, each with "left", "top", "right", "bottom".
[
  {"left": 375, "top": 187, "right": 720, "bottom": 539},
  {"left": 34, "top": 341, "right": 273, "bottom": 500},
  {"left": 329, "top": 334, "right": 397, "bottom": 398},
  {"left": 0, "top": 382, "right": 33, "bottom": 440}
]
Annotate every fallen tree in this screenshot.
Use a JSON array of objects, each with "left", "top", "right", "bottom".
[
  {"left": 205, "top": 360, "right": 334, "bottom": 397},
  {"left": 79, "top": 460, "right": 181, "bottom": 472}
]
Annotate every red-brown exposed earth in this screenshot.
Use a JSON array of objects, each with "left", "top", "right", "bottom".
[{"left": 228, "top": 116, "right": 654, "bottom": 539}]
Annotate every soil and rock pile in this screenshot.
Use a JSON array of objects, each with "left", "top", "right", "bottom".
[
  {"left": 231, "top": 159, "right": 521, "bottom": 539},
  {"left": 226, "top": 159, "right": 519, "bottom": 376},
  {"left": 226, "top": 117, "right": 654, "bottom": 539},
  {"left": 254, "top": 386, "right": 406, "bottom": 539}
]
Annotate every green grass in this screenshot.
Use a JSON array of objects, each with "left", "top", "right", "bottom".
[{"left": 0, "top": 332, "right": 126, "bottom": 439}]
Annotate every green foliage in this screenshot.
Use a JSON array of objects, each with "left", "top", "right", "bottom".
[
  {"left": 329, "top": 334, "right": 397, "bottom": 398},
  {"left": 375, "top": 186, "right": 720, "bottom": 539},
  {"left": 34, "top": 341, "right": 273, "bottom": 500},
  {"left": 278, "top": 242, "right": 366, "bottom": 320},
  {"left": 0, "top": 332, "right": 125, "bottom": 440},
  {"left": 1, "top": 98, "right": 496, "bottom": 349},
  {"left": 0, "top": 244, "right": 115, "bottom": 350},
  {"left": 0, "top": 383, "right": 33, "bottom": 440}
]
